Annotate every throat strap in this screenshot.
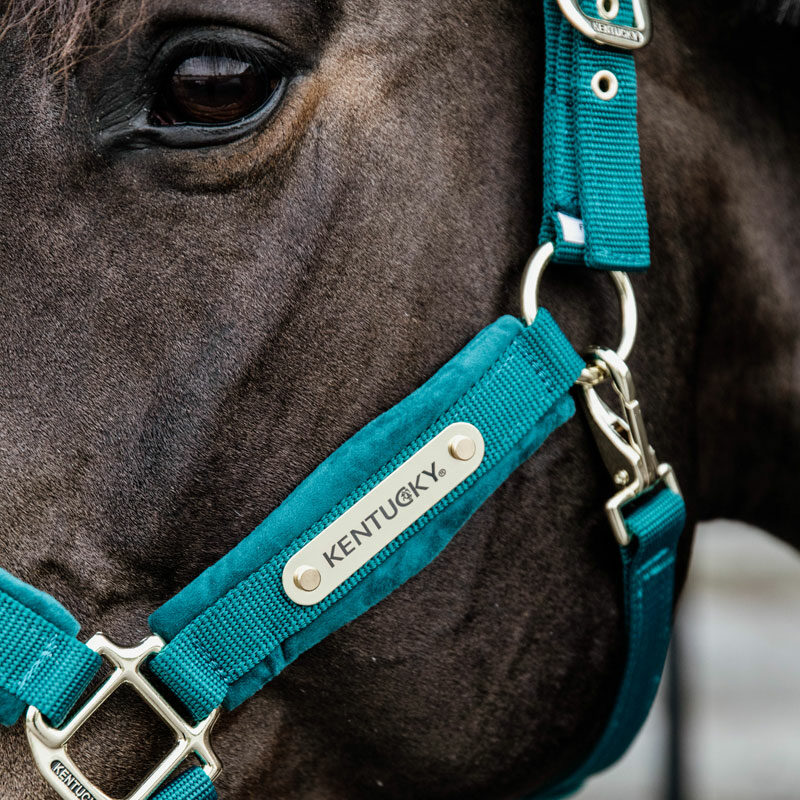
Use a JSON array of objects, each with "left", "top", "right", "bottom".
[{"left": 535, "top": 487, "right": 685, "bottom": 798}]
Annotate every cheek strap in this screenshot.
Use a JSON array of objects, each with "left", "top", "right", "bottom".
[{"left": 539, "top": 0, "right": 650, "bottom": 271}]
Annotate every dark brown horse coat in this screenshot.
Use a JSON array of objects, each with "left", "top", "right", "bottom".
[{"left": 0, "top": 1, "right": 797, "bottom": 797}]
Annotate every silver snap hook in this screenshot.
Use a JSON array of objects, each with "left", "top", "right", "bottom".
[{"left": 519, "top": 241, "right": 638, "bottom": 369}]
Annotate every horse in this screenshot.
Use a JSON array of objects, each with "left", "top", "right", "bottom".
[{"left": 0, "top": 0, "right": 797, "bottom": 797}]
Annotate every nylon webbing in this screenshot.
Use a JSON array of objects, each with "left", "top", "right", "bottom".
[
  {"left": 0, "top": 572, "right": 100, "bottom": 727},
  {"left": 539, "top": 0, "right": 650, "bottom": 270},
  {"left": 534, "top": 487, "right": 686, "bottom": 798},
  {"left": 151, "top": 767, "right": 217, "bottom": 800},
  {"left": 149, "top": 309, "right": 584, "bottom": 720}
]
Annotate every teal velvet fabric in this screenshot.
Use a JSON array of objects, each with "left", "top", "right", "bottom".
[
  {"left": 225, "top": 396, "right": 574, "bottom": 710},
  {"left": 0, "top": 692, "right": 22, "bottom": 726},
  {"left": 150, "top": 315, "right": 525, "bottom": 639},
  {"left": 0, "top": 568, "right": 81, "bottom": 634},
  {"left": 149, "top": 312, "right": 585, "bottom": 718}
]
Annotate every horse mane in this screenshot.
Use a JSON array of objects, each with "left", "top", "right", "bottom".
[{"left": 753, "top": 0, "right": 800, "bottom": 24}]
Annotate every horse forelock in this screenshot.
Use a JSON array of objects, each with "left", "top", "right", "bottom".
[
  {"left": 0, "top": 0, "right": 147, "bottom": 75},
  {"left": 2, "top": 0, "right": 798, "bottom": 81}
]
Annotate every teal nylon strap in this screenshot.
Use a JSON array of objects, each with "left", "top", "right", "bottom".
[
  {"left": 539, "top": 0, "right": 650, "bottom": 270},
  {"left": 533, "top": 487, "right": 686, "bottom": 798},
  {"left": 149, "top": 310, "right": 585, "bottom": 720},
  {"left": 0, "top": 569, "right": 100, "bottom": 727},
  {"left": 151, "top": 768, "right": 217, "bottom": 800}
]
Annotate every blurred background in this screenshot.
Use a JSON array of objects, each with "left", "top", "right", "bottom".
[{"left": 578, "top": 520, "right": 800, "bottom": 800}]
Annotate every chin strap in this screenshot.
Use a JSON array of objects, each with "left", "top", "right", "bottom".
[{"left": 0, "top": 1, "right": 685, "bottom": 798}]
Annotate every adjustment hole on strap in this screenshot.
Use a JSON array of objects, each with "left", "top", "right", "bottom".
[
  {"left": 591, "top": 70, "right": 619, "bottom": 101},
  {"left": 597, "top": 0, "right": 620, "bottom": 20}
]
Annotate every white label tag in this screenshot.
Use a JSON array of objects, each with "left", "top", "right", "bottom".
[
  {"left": 282, "top": 422, "right": 485, "bottom": 606},
  {"left": 557, "top": 212, "right": 586, "bottom": 245}
]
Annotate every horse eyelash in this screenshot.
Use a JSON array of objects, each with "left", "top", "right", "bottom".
[{"left": 170, "top": 40, "right": 284, "bottom": 74}]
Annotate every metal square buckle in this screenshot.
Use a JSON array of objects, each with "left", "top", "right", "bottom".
[
  {"left": 26, "top": 634, "right": 221, "bottom": 800},
  {"left": 556, "top": 0, "right": 651, "bottom": 49}
]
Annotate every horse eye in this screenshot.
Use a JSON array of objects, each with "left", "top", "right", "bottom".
[{"left": 151, "top": 52, "right": 282, "bottom": 126}]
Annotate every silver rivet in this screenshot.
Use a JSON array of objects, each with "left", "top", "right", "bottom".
[
  {"left": 448, "top": 435, "right": 476, "bottom": 461},
  {"left": 591, "top": 70, "right": 619, "bottom": 101},
  {"left": 597, "top": 0, "right": 619, "bottom": 20},
  {"left": 293, "top": 565, "right": 321, "bottom": 592},
  {"left": 613, "top": 469, "right": 630, "bottom": 486}
]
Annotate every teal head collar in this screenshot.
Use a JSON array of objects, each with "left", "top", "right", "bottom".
[{"left": 0, "top": 1, "right": 686, "bottom": 798}]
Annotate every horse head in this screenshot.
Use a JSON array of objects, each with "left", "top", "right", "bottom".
[{"left": 0, "top": 0, "right": 797, "bottom": 797}]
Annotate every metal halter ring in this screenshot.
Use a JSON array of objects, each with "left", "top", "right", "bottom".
[{"left": 520, "top": 241, "right": 637, "bottom": 376}]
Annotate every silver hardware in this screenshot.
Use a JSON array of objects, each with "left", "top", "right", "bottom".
[
  {"left": 520, "top": 241, "right": 638, "bottom": 368},
  {"left": 448, "top": 434, "right": 477, "bottom": 461},
  {"left": 597, "top": 0, "right": 620, "bottom": 20},
  {"left": 579, "top": 347, "right": 681, "bottom": 545},
  {"left": 557, "top": 0, "right": 651, "bottom": 49},
  {"left": 283, "top": 422, "right": 485, "bottom": 606},
  {"left": 591, "top": 70, "right": 619, "bottom": 101},
  {"left": 26, "top": 634, "right": 221, "bottom": 800},
  {"left": 293, "top": 565, "right": 322, "bottom": 592},
  {"left": 613, "top": 469, "right": 630, "bottom": 486}
]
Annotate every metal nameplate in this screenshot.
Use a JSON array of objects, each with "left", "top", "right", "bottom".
[{"left": 282, "top": 422, "right": 485, "bottom": 606}]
